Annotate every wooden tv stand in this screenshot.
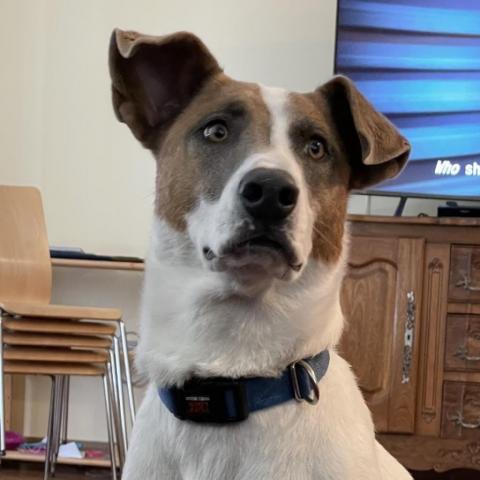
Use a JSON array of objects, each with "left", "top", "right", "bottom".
[{"left": 341, "top": 215, "right": 480, "bottom": 472}]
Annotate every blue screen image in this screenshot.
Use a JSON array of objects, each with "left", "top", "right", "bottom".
[{"left": 335, "top": 0, "right": 480, "bottom": 199}]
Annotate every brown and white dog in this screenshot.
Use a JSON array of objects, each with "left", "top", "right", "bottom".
[{"left": 109, "top": 29, "right": 412, "bottom": 480}]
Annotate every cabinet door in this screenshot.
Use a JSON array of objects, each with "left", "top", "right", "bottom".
[
  {"left": 339, "top": 236, "right": 424, "bottom": 433},
  {"left": 415, "top": 243, "right": 450, "bottom": 436}
]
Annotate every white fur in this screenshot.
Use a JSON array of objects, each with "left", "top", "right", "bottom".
[
  {"left": 123, "top": 86, "right": 412, "bottom": 480},
  {"left": 187, "top": 86, "right": 313, "bottom": 284}
]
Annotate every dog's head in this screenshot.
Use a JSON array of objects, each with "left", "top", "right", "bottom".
[{"left": 109, "top": 30, "right": 409, "bottom": 289}]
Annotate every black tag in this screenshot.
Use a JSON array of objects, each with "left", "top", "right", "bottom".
[
  {"left": 185, "top": 395, "right": 211, "bottom": 415},
  {"left": 170, "top": 379, "right": 249, "bottom": 423}
]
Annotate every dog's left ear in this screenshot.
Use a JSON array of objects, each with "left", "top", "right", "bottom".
[
  {"left": 317, "top": 76, "right": 410, "bottom": 190},
  {"left": 109, "top": 29, "right": 222, "bottom": 149}
]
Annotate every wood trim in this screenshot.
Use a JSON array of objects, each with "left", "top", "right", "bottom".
[
  {"left": 0, "top": 302, "right": 121, "bottom": 321},
  {"left": 448, "top": 303, "right": 480, "bottom": 315},
  {"left": 3, "top": 332, "right": 112, "bottom": 348},
  {"left": 3, "top": 361, "right": 105, "bottom": 376},
  {"left": 3, "top": 347, "right": 109, "bottom": 363},
  {"left": 51, "top": 258, "right": 144, "bottom": 271},
  {"left": 2, "top": 449, "right": 113, "bottom": 468},
  {"left": 378, "top": 434, "right": 480, "bottom": 472},
  {"left": 415, "top": 244, "right": 450, "bottom": 436},
  {"left": 348, "top": 215, "right": 480, "bottom": 227},
  {"left": 3, "top": 318, "right": 117, "bottom": 336},
  {"left": 349, "top": 222, "right": 480, "bottom": 245},
  {"left": 443, "top": 371, "right": 480, "bottom": 383}
]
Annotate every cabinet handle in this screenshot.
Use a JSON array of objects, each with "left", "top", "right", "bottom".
[
  {"left": 401, "top": 291, "right": 416, "bottom": 384},
  {"left": 455, "top": 345, "right": 480, "bottom": 362},
  {"left": 456, "top": 274, "right": 480, "bottom": 292},
  {"left": 448, "top": 411, "right": 480, "bottom": 429}
]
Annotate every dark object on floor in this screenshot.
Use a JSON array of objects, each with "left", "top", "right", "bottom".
[{"left": 412, "top": 469, "right": 480, "bottom": 479}]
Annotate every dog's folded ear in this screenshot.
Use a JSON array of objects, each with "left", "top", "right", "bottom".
[
  {"left": 109, "top": 29, "right": 222, "bottom": 149},
  {"left": 318, "top": 76, "right": 410, "bottom": 190}
]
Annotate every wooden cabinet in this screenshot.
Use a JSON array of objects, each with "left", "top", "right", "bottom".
[
  {"left": 341, "top": 215, "right": 480, "bottom": 473},
  {"left": 340, "top": 236, "right": 423, "bottom": 433}
]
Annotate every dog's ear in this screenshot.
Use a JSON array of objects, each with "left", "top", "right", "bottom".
[
  {"left": 318, "top": 75, "right": 410, "bottom": 190},
  {"left": 109, "top": 29, "right": 221, "bottom": 149}
]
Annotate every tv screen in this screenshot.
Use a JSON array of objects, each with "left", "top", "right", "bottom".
[{"left": 335, "top": 0, "right": 480, "bottom": 200}]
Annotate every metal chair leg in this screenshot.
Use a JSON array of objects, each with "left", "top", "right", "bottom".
[
  {"left": 109, "top": 349, "right": 125, "bottom": 468},
  {"left": 103, "top": 368, "right": 118, "bottom": 480},
  {"left": 61, "top": 376, "right": 70, "bottom": 444},
  {"left": 113, "top": 337, "right": 128, "bottom": 455},
  {"left": 0, "top": 310, "right": 5, "bottom": 456},
  {"left": 119, "top": 322, "right": 136, "bottom": 423},
  {"left": 44, "top": 376, "right": 57, "bottom": 480},
  {"left": 50, "top": 376, "right": 65, "bottom": 476}
]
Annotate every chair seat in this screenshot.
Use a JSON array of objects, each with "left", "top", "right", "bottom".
[
  {"left": 3, "top": 332, "right": 112, "bottom": 349},
  {"left": 2, "top": 318, "right": 117, "bottom": 336},
  {"left": 3, "top": 346, "right": 109, "bottom": 363},
  {"left": 0, "top": 301, "right": 121, "bottom": 321},
  {"left": 3, "top": 360, "right": 105, "bottom": 376}
]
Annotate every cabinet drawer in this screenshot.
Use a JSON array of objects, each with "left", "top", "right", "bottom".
[
  {"left": 445, "top": 315, "right": 480, "bottom": 372},
  {"left": 442, "top": 381, "right": 480, "bottom": 440},
  {"left": 449, "top": 246, "right": 480, "bottom": 302}
]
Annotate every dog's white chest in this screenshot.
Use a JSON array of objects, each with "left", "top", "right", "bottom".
[{"left": 122, "top": 353, "right": 410, "bottom": 480}]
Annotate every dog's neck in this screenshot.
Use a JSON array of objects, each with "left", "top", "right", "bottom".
[{"left": 137, "top": 218, "right": 347, "bottom": 387}]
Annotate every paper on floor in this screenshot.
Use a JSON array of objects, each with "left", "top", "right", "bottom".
[{"left": 58, "top": 442, "right": 84, "bottom": 458}]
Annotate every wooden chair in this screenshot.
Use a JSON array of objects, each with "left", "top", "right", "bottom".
[
  {"left": 0, "top": 310, "right": 126, "bottom": 478},
  {"left": 2, "top": 353, "right": 118, "bottom": 480},
  {"left": 0, "top": 185, "right": 134, "bottom": 474},
  {"left": 0, "top": 314, "right": 129, "bottom": 472}
]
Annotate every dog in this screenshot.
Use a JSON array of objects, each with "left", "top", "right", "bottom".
[{"left": 109, "top": 29, "right": 413, "bottom": 480}]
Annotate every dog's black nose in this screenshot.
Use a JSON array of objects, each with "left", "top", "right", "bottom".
[{"left": 239, "top": 168, "right": 299, "bottom": 222}]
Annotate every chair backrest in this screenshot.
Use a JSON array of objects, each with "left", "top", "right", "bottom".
[{"left": 0, "top": 185, "right": 52, "bottom": 304}]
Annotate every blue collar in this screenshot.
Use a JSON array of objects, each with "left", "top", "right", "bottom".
[{"left": 158, "top": 350, "right": 330, "bottom": 424}]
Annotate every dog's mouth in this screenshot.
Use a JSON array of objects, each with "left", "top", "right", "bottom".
[{"left": 203, "top": 231, "right": 302, "bottom": 277}]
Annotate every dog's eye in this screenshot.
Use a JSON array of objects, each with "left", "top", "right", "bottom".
[
  {"left": 203, "top": 121, "right": 228, "bottom": 143},
  {"left": 305, "top": 138, "right": 326, "bottom": 160}
]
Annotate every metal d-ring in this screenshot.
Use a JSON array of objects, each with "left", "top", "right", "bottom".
[{"left": 289, "top": 360, "right": 320, "bottom": 405}]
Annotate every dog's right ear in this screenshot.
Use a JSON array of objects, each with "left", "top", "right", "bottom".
[
  {"left": 109, "top": 29, "right": 221, "bottom": 149},
  {"left": 317, "top": 76, "right": 410, "bottom": 190}
]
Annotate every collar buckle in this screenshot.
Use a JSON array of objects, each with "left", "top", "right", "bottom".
[{"left": 289, "top": 359, "right": 320, "bottom": 405}]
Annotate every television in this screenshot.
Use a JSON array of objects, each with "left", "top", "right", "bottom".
[{"left": 335, "top": 0, "right": 480, "bottom": 201}]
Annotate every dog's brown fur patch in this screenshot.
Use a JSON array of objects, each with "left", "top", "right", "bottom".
[
  {"left": 287, "top": 92, "right": 350, "bottom": 263},
  {"left": 154, "top": 74, "right": 271, "bottom": 231}
]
